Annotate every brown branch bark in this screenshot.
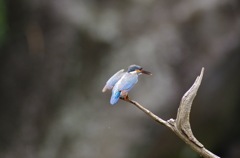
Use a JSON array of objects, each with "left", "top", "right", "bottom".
[{"left": 121, "top": 68, "right": 220, "bottom": 158}]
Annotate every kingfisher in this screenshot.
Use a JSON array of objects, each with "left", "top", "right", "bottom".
[{"left": 102, "top": 65, "right": 152, "bottom": 104}]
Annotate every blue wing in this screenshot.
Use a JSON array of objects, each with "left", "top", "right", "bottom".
[
  {"left": 110, "top": 73, "right": 138, "bottom": 104},
  {"left": 117, "top": 73, "right": 138, "bottom": 92},
  {"left": 102, "top": 69, "right": 125, "bottom": 92}
]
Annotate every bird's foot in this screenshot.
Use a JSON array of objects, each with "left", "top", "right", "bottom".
[{"left": 120, "top": 95, "right": 131, "bottom": 102}]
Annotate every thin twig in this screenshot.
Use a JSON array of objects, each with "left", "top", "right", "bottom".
[
  {"left": 129, "top": 100, "right": 171, "bottom": 128},
  {"left": 120, "top": 68, "right": 220, "bottom": 158}
]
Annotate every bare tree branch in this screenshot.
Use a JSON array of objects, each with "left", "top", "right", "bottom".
[
  {"left": 121, "top": 68, "right": 220, "bottom": 158},
  {"left": 176, "top": 68, "right": 204, "bottom": 148}
]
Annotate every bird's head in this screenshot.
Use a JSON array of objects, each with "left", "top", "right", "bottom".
[{"left": 127, "top": 65, "right": 152, "bottom": 75}]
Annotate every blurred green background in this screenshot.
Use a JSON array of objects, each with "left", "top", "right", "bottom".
[{"left": 0, "top": 0, "right": 240, "bottom": 158}]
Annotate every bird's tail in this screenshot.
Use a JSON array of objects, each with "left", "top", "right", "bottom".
[
  {"left": 102, "top": 86, "right": 108, "bottom": 92},
  {"left": 110, "top": 90, "right": 121, "bottom": 105}
]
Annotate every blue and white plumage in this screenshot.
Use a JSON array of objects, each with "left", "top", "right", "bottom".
[
  {"left": 102, "top": 65, "right": 152, "bottom": 104},
  {"left": 102, "top": 69, "right": 125, "bottom": 92},
  {"left": 110, "top": 71, "right": 138, "bottom": 104}
]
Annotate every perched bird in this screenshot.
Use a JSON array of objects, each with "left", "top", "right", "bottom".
[{"left": 102, "top": 65, "right": 152, "bottom": 104}]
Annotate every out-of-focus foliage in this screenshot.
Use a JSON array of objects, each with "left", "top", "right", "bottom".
[
  {"left": 0, "top": 0, "right": 240, "bottom": 158},
  {"left": 0, "top": 0, "right": 7, "bottom": 45}
]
